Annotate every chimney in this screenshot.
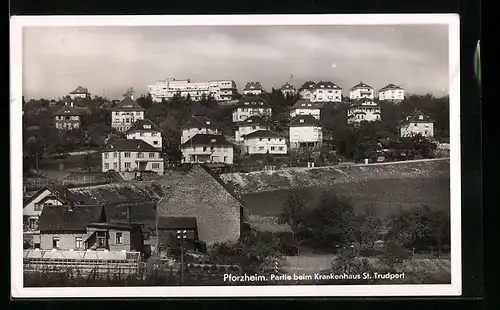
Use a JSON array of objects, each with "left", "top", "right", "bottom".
[{"left": 126, "top": 205, "right": 132, "bottom": 224}]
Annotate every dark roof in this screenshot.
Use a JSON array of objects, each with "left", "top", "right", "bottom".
[
  {"left": 402, "top": 110, "right": 434, "bottom": 124},
  {"left": 314, "top": 81, "right": 342, "bottom": 90},
  {"left": 103, "top": 139, "right": 160, "bottom": 152},
  {"left": 244, "top": 81, "right": 263, "bottom": 91},
  {"left": 53, "top": 105, "right": 82, "bottom": 116},
  {"left": 236, "top": 115, "right": 270, "bottom": 127},
  {"left": 111, "top": 97, "right": 145, "bottom": 111},
  {"left": 23, "top": 187, "right": 69, "bottom": 208},
  {"left": 70, "top": 86, "right": 89, "bottom": 94},
  {"left": 351, "top": 82, "right": 373, "bottom": 90},
  {"left": 289, "top": 114, "right": 323, "bottom": 127},
  {"left": 39, "top": 205, "right": 106, "bottom": 233},
  {"left": 234, "top": 95, "right": 271, "bottom": 109},
  {"left": 181, "top": 134, "right": 234, "bottom": 147},
  {"left": 379, "top": 83, "right": 403, "bottom": 91},
  {"left": 181, "top": 115, "right": 219, "bottom": 130},
  {"left": 126, "top": 119, "right": 162, "bottom": 133},
  {"left": 299, "top": 81, "right": 317, "bottom": 90},
  {"left": 157, "top": 217, "right": 197, "bottom": 230},
  {"left": 291, "top": 99, "right": 324, "bottom": 110},
  {"left": 280, "top": 83, "right": 295, "bottom": 90},
  {"left": 242, "top": 130, "right": 286, "bottom": 139},
  {"left": 103, "top": 203, "right": 157, "bottom": 232}
]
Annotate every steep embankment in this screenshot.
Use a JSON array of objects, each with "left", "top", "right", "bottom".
[{"left": 220, "top": 158, "right": 450, "bottom": 195}]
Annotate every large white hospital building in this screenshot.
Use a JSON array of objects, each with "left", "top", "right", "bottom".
[{"left": 148, "top": 78, "right": 237, "bottom": 102}]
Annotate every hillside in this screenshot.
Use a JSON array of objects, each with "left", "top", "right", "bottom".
[{"left": 221, "top": 158, "right": 450, "bottom": 195}]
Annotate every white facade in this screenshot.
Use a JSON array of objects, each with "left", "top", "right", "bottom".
[
  {"left": 244, "top": 89, "right": 263, "bottom": 95},
  {"left": 290, "top": 108, "right": 321, "bottom": 120},
  {"left": 289, "top": 125, "right": 323, "bottom": 148},
  {"left": 299, "top": 82, "right": 317, "bottom": 100},
  {"left": 232, "top": 105, "right": 272, "bottom": 122},
  {"left": 347, "top": 102, "right": 381, "bottom": 124},
  {"left": 243, "top": 134, "right": 287, "bottom": 155},
  {"left": 181, "top": 128, "right": 220, "bottom": 145},
  {"left": 112, "top": 111, "right": 144, "bottom": 132},
  {"left": 379, "top": 88, "right": 405, "bottom": 101},
  {"left": 181, "top": 145, "right": 234, "bottom": 164},
  {"left": 126, "top": 130, "right": 162, "bottom": 149},
  {"left": 310, "top": 88, "right": 342, "bottom": 102},
  {"left": 69, "top": 93, "right": 88, "bottom": 100},
  {"left": 350, "top": 84, "right": 375, "bottom": 100},
  {"left": 148, "top": 79, "right": 236, "bottom": 102},
  {"left": 101, "top": 150, "right": 164, "bottom": 175},
  {"left": 23, "top": 188, "right": 65, "bottom": 235},
  {"left": 235, "top": 123, "right": 269, "bottom": 143},
  {"left": 400, "top": 122, "right": 434, "bottom": 138},
  {"left": 280, "top": 83, "right": 297, "bottom": 97}
]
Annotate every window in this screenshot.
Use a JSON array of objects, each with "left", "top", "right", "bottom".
[
  {"left": 125, "top": 162, "right": 131, "bottom": 168},
  {"left": 149, "top": 152, "right": 155, "bottom": 158},
  {"left": 113, "top": 163, "right": 117, "bottom": 169},
  {"left": 203, "top": 147, "right": 207, "bottom": 152},
  {"left": 152, "top": 163, "right": 160, "bottom": 169},
  {"left": 259, "top": 138, "right": 262, "bottom": 141},
  {"left": 140, "top": 132, "right": 145, "bottom": 136},
  {"left": 34, "top": 203, "right": 42, "bottom": 212},
  {"left": 153, "top": 141, "right": 158, "bottom": 145},
  {"left": 424, "top": 130, "right": 429, "bottom": 135},
  {"left": 113, "top": 152, "right": 117, "bottom": 158},
  {"left": 115, "top": 233, "right": 123, "bottom": 245},
  {"left": 96, "top": 231, "right": 106, "bottom": 248},
  {"left": 104, "top": 163, "right": 109, "bottom": 169},
  {"left": 124, "top": 152, "right": 131, "bottom": 158},
  {"left": 259, "top": 147, "right": 264, "bottom": 151},
  {"left": 252, "top": 126, "right": 256, "bottom": 130},
  {"left": 104, "top": 153, "right": 109, "bottom": 159},
  {"left": 279, "top": 147, "right": 284, "bottom": 151},
  {"left": 137, "top": 152, "right": 143, "bottom": 158},
  {"left": 414, "top": 124, "right": 418, "bottom": 127},
  {"left": 424, "top": 124, "right": 429, "bottom": 128},
  {"left": 224, "top": 156, "right": 228, "bottom": 162},
  {"left": 52, "top": 237, "right": 60, "bottom": 249},
  {"left": 271, "top": 147, "right": 275, "bottom": 151},
  {"left": 75, "top": 237, "right": 83, "bottom": 249}
]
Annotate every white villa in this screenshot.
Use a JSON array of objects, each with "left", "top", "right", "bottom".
[
  {"left": 181, "top": 115, "right": 221, "bottom": 144},
  {"left": 148, "top": 78, "right": 237, "bottom": 102},
  {"left": 68, "top": 86, "right": 90, "bottom": 100},
  {"left": 235, "top": 115, "right": 270, "bottom": 144},
  {"left": 242, "top": 130, "right": 287, "bottom": 155},
  {"left": 347, "top": 101, "right": 382, "bottom": 124},
  {"left": 126, "top": 119, "right": 163, "bottom": 149},
  {"left": 289, "top": 114, "right": 323, "bottom": 149},
  {"left": 111, "top": 96, "right": 145, "bottom": 132},
  {"left": 243, "top": 81, "right": 264, "bottom": 95},
  {"left": 280, "top": 82, "right": 297, "bottom": 97},
  {"left": 349, "top": 82, "right": 374, "bottom": 100},
  {"left": 400, "top": 110, "right": 434, "bottom": 138},
  {"left": 310, "top": 81, "right": 342, "bottom": 103},
  {"left": 53, "top": 102, "right": 82, "bottom": 130},
  {"left": 101, "top": 139, "right": 164, "bottom": 180},
  {"left": 298, "top": 81, "right": 317, "bottom": 100},
  {"left": 181, "top": 134, "right": 234, "bottom": 165},
  {"left": 290, "top": 100, "right": 323, "bottom": 120},
  {"left": 378, "top": 84, "right": 405, "bottom": 102},
  {"left": 232, "top": 95, "right": 272, "bottom": 122}
]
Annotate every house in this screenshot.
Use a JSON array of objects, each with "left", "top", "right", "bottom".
[
  {"left": 290, "top": 99, "right": 323, "bottom": 120},
  {"left": 298, "top": 81, "right": 317, "bottom": 100},
  {"left": 53, "top": 102, "right": 82, "bottom": 130},
  {"left": 232, "top": 95, "right": 272, "bottom": 122},
  {"left": 156, "top": 164, "right": 247, "bottom": 246},
  {"left": 280, "top": 82, "right": 297, "bottom": 97},
  {"left": 400, "top": 110, "right": 435, "bottom": 138},
  {"left": 289, "top": 114, "right": 323, "bottom": 149},
  {"left": 69, "top": 85, "right": 90, "bottom": 100},
  {"left": 111, "top": 96, "right": 145, "bottom": 132},
  {"left": 101, "top": 139, "right": 164, "bottom": 180},
  {"left": 38, "top": 204, "right": 144, "bottom": 252},
  {"left": 349, "top": 82, "right": 374, "bottom": 100},
  {"left": 126, "top": 119, "right": 163, "bottom": 149},
  {"left": 347, "top": 101, "right": 382, "bottom": 124},
  {"left": 148, "top": 78, "right": 237, "bottom": 102},
  {"left": 242, "top": 130, "right": 287, "bottom": 155},
  {"left": 378, "top": 83, "right": 405, "bottom": 102},
  {"left": 181, "top": 134, "right": 234, "bottom": 165},
  {"left": 181, "top": 115, "right": 221, "bottom": 144},
  {"left": 310, "top": 81, "right": 342, "bottom": 103},
  {"left": 243, "top": 81, "right": 264, "bottom": 95},
  {"left": 234, "top": 115, "right": 270, "bottom": 144}
]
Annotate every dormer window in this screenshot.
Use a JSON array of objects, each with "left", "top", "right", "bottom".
[
  {"left": 206, "top": 121, "right": 210, "bottom": 124},
  {"left": 419, "top": 115, "right": 424, "bottom": 120},
  {"left": 301, "top": 104, "right": 305, "bottom": 106},
  {"left": 137, "top": 144, "right": 141, "bottom": 148},
  {"left": 244, "top": 102, "right": 249, "bottom": 105},
  {"left": 211, "top": 139, "right": 216, "bottom": 143},
  {"left": 307, "top": 104, "right": 311, "bottom": 106},
  {"left": 247, "top": 120, "right": 252, "bottom": 123},
  {"left": 321, "top": 85, "right": 324, "bottom": 88},
  {"left": 144, "top": 124, "right": 151, "bottom": 129},
  {"left": 299, "top": 119, "right": 305, "bottom": 123}
]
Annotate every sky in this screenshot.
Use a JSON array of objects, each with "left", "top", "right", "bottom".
[{"left": 22, "top": 24, "right": 449, "bottom": 100}]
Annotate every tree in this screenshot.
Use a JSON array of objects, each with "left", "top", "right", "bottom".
[
  {"left": 354, "top": 205, "right": 382, "bottom": 255},
  {"left": 137, "top": 94, "right": 154, "bottom": 109},
  {"left": 123, "top": 87, "right": 134, "bottom": 98},
  {"left": 279, "top": 189, "right": 311, "bottom": 232}
]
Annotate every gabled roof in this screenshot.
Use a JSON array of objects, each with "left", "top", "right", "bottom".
[
  {"left": 181, "top": 134, "right": 234, "bottom": 147},
  {"left": 53, "top": 105, "right": 82, "bottom": 116},
  {"left": 242, "top": 130, "right": 286, "bottom": 139},
  {"left": 234, "top": 95, "right": 271, "bottom": 109},
  {"left": 289, "top": 114, "right": 323, "bottom": 127},
  {"left": 157, "top": 217, "right": 197, "bottom": 230},
  {"left": 103, "top": 203, "right": 157, "bottom": 232},
  {"left": 351, "top": 82, "right": 373, "bottom": 90},
  {"left": 70, "top": 86, "right": 89, "bottom": 94},
  {"left": 111, "top": 97, "right": 145, "bottom": 111},
  {"left": 23, "top": 187, "right": 69, "bottom": 208},
  {"left": 39, "top": 204, "right": 106, "bottom": 233},
  {"left": 402, "top": 110, "right": 434, "bottom": 124},
  {"left": 280, "top": 82, "right": 295, "bottom": 90},
  {"left": 299, "top": 81, "right": 317, "bottom": 90},
  {"left": 181, "top": 115, "right": 219, "bottom": 130},
  {"left": 314, "top": 81, "right": 342, "bottom": 90},
  {"left": 379, "top": 83, "right": 403, "bottom": 91},
  {"left": 126, "top": 119, "right": 162, "bottom": 133},
  {"left": 291, "top": 99, "right": 324, "bottom": 110},
  {"left": 197, "top": 164, "right": 247, "bottom": 208},
  {"left": 103, "top": 139, "right": 160, "bottom": 152},
  {"left": 244, "top": 81, "right": 263, "bottom": 91},
  {"left": 236, "top": 115, "right": 270, "bottom": 127}
]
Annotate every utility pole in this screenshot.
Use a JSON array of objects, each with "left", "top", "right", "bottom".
[
  {"left": 176, "top": 229, "right": 187, "bottom": 285},
  {"left": 155, "top": 197, "right": 164, "bottom": 255}
]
